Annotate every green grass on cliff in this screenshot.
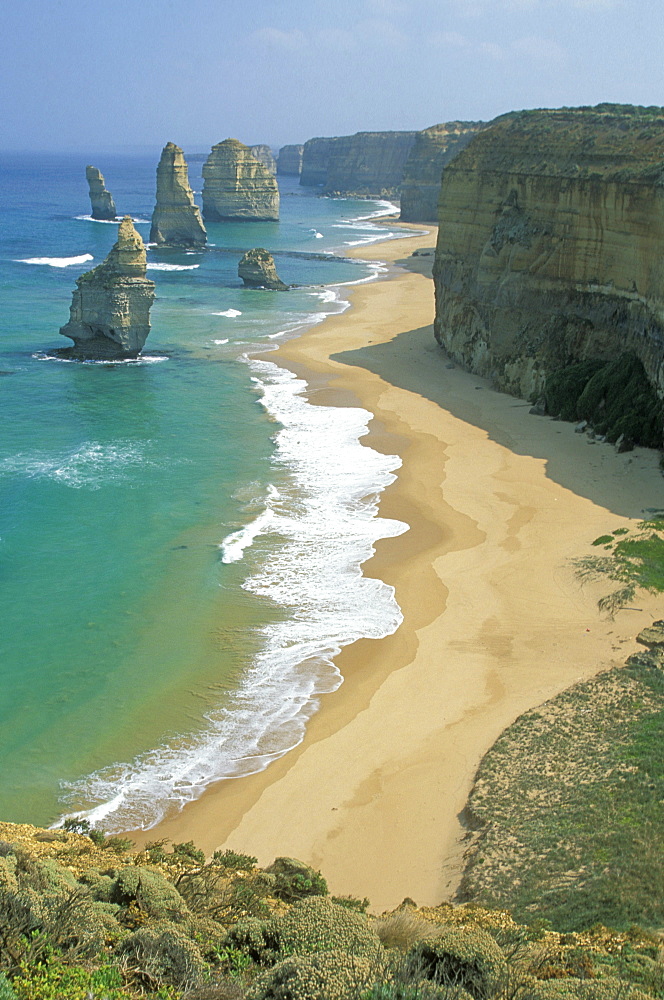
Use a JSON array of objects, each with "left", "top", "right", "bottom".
[
  {"left": 543, "top": 353, "right": 664, "bottom": 450},
  {"left": 458, "top": 643, "right": 664, "bottom": 934}
]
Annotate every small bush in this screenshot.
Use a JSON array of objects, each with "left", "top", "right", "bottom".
[
  {"left": 247, "top": 948, "right": 376, "bottom": 1000},
  {"left": 213, "top": 850, "right": 258, "bottom": 872},
  {"left": 407, "top": 926, "right": 506, "bottom": 1000},
  {"left": 0, "top": 973, "right": 15, "bottom": 1000},
  {"left": 118, "top": 920, "right": 207, "bottom": 988},
  {"left": 113, "top": 866, "right": 189, "bottom": 921},
  {"left": 265, "top": 858, "right": 328, "bottom": 903},
  {"left": 374, "top": 910, "right": 440, "bottom": 952},
  {"left": 276, "top": 896, "right": 382, "bottom": 959}
]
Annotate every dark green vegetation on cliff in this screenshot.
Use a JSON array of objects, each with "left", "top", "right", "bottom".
[
  {"left": 459, "top": 620, "right": 664, "bottom": 936},
  {"left": 433, "top": 104, "right": 664, "bottom": 447},
  {"left": 0, "top": 826, "right": 662, "bottom": 1000}
]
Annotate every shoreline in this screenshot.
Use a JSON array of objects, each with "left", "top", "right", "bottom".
[{"left": 129, "top": 224, "right": 664, "bottom": 912}]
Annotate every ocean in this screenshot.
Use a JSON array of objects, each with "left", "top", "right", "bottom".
[{"left": 0, "top": 151, "right": 409, "bottom": 831}]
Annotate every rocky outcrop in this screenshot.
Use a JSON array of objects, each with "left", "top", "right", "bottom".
[
  {"left": 86, "top": 165, "right": 117, "bottom": 220},
  {"left": 277, "top": 144, "right": 304, "bottom": 176},
  {"left": 150, "top": 142, "right": 206, "bottom": 247},
  {"left": 59, "top": 216, "right": 155, "bottom": 359},
  {"left": 400, "top": 121, "right": 484, "bottom": 222},
  {"left": 250, "top": 144, "right": 277, "bottom": 175},
  {"left": 202, "top": 139, "right": 280, "bottom": 221},
  {"left": 433, "top": 104, "right": 664, "bottom": 440},
  {"left": 238, "top": 248, "right": 288, "bottom": 290},
  {"left": 300, "top": 131, "right": 416, "bottom": 196}
]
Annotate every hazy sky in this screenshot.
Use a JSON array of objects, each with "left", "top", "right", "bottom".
[{"left": 1, "top": 0, "right": 662, "bottom": 152}]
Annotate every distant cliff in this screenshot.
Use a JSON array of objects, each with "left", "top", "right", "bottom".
[
  {"left": 433, "top": 104, "right": 664, "bottom": 445},
  {"left": 400, "top": 122, "right": 484, "bottom": 222},
  {"left": 202, "top": 139, "right": 279, "bottom": 221},
  {"left": 277, "top": 144, "right": 304, "bottom": 176},
  {"left": 250, "top": 144, "right": 277, "bottom": 175},
  {"left": 300, "top": 131, "right": 416, "bottom": 196}
]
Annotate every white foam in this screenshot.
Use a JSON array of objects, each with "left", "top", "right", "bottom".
[
  {"left": 212, "top": 309, "right": 242, "bottom": 318},
  {"left": 0, "top": 441, "right": 153, "bottom": 489},
  {"left": 58, "top": 361, "right": 408, "bottom": 831},
  {"left": 213, "top": 338, "right": 229, "bottom": 345},
  {"left": 16, "top": 253, "right": 93, "bottom": 267},
  {"left": 146, "top": 262, "right": 200, "bottom": 271},
  {"left": 74, "top": 215, "right": 150, "bottom": 225},
  {"left": 32, "top": 353, "right": 169, "bottom": 365}
]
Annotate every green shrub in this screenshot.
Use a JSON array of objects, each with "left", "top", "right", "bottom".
[
  {"left": 265, "top": 858, "right": 328, "bottom": 903},
  {"left": 407, "top": 926, "right": 506, "bottom": 1000},
  {"left": 224, "top": 917, "right": 280, "bottom": 966},
  {"left": 213, "top": 850, "right": 258, "bottom": 872},
  {"left": 331, "top": 894, "right": 370, "bottom": 913},
  {"left": 276, "top": 896, "right": 382, "bottom": 959},
  {"left": 521, "top": 977, "right": 652, "bottom": 1000},
  {"left": 117, "top": 919, "right": 207, "bottom": 988},
  {"left": 246, "top": 948, "right": 376, "bottom": 1000},
  {"left": 0, "top": 973, "right": 15, "bottom": 1000},
  {"left": 11, "top": 961, "right": 126, "bottom": 1000},
  {"left": 112, "top": 865, "right": 189, "bottom": 921},
  {"left": 173, "top": 840, "right": 206, "bottom": 865}
]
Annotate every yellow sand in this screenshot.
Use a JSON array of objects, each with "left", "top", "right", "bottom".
[{"left": 132, "top": 224, "right": 664, "bottom": 912}]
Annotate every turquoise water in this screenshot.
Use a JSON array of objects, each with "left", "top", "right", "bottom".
[{"left": 0, "top": 152, "right": 409, "bottom": 829}]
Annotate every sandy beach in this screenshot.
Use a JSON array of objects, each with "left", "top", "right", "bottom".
[{"left": 133, "top": 224, "right": 664, "bottom": 912}]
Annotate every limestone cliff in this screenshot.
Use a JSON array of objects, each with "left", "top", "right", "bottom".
[
  {"left": 433, "top": 105, "right": 664, "bottom": 438},
  {"left": 238, "top": 247, "right": 288, "bottom": 290},
  {"left": 85, "top": 165, "right": 117, "bottom": 220},
  {"left": 250, "top": 144, "right": 277, "bottom": 175},
  {"left": 400, "top": 121, "right": 484, "bottom": 222},
  {"left": 202, "top": 139, "right": 279, "bottom": 221},
  {"left": 59, "top": 216, "right": 155, "bottom": 359},
  {"left": 300, "top": 131, "right": 416, "bottom": 196},
  {"left": 150, "top": 142, "right": 206, "bottom": 247},
  {"left": 300, "top": 137, "right": 341, "bottom": 186},
  {"left": 277, "top": 144, "right": 304, "bottom": 176}
]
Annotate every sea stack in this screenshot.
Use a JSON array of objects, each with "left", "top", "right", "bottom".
[
  {"left": 85, "top": 165, "right": 117, "bottom": 220},
  {"left": 150, "top": 142, "right": 206, "bottom": 247},
  {"left": 250, "top": 144, "right": 277, "bottom": 175},
  {"left": 59, "top": 216, "right": 155, "bottom": 359},
  {"left": 277, "top": 144, "right": 304, "bottom": 176},
  {"left": 202, "top": 139, "right": 280, "bottom": 221},
  {"left": 238, "top": 248, "right": 288, "bottom": 290}
]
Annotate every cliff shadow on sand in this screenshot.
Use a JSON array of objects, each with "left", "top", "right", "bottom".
[{"left": 333, "top": 323, "right": 663, "bottom": 519}]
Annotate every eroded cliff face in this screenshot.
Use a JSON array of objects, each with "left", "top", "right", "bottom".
[
  {"left": 250, "top": 144, "right": 277, "bottom": 175},
  {"left": 300, "top": 132, "right": 416, "bottom": 196},
  {"left": 400, "top": 121, "right": 484, "bottom": 222},
  {"left": 202, "top": 139, "right": 280, "bottom": 221},
  {"left": 59, "top": 217, "right": 155, "bottom": 359},
  {"left": 433, "top": 106, "right": 664, "bottom": 416},
  {"left": 277, "top": 144, "right": 304, "bottom": 176},
  {"left": 150, "top": 142, "right": 206, "bottom": 247},
  {"left": 86, "top": 165, "right": 116, "bottom": 220}
]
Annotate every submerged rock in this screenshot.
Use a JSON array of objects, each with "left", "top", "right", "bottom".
[
  {"left": 202, "top": 139, "right": 280, "bottom": 221},
  {"left": 86, "top": 165, "right": 117, "bottom": 220},
  {"left": 150, "top": 142, "right": 206, "bottom": 247},
  {"left": 250, "top": 144, "right": 277, "bottom": 175},
  {"left": 238, "top": 247, "right": 288, "bottom": 290},
  {"left": 59, "top": 216, "right": 155, "bottom": 359},
  {"left": 277, "top": 144, "right": 304, "bottom": 176}
]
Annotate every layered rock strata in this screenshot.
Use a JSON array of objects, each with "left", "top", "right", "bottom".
[
  {"left": 250, "top": 144, "right": 277, "bottom": 175},
  {"left": 277, "top": 144, "right": 304, "bottom": 176},
  {"left": 238, "top": 247, "right": 288, "bottom": 290},
  {"left": 59, "top": 216, "right": 155, "bottom": 359},
  {"left": 86, "top": 165, "right": 117, "bottom": 220},
  {"left": 202, "top": 139, "right": 280, "bottom": 221},
  {"left": 433, "top": 105, "right": 664, "bottom": 433},
  {"left": 300, "top": 132, "right": 416, "bottom": 196},
  {"left": 150, "top": 142, "right": 206, "bottom": 247},
  {"left": 400, "top": 121, "right": 484, "bottom": 222}
]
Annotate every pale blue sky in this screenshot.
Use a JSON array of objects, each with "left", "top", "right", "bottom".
[{"left": 1, "top": 0, "right": 662, "bottom": 151}]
